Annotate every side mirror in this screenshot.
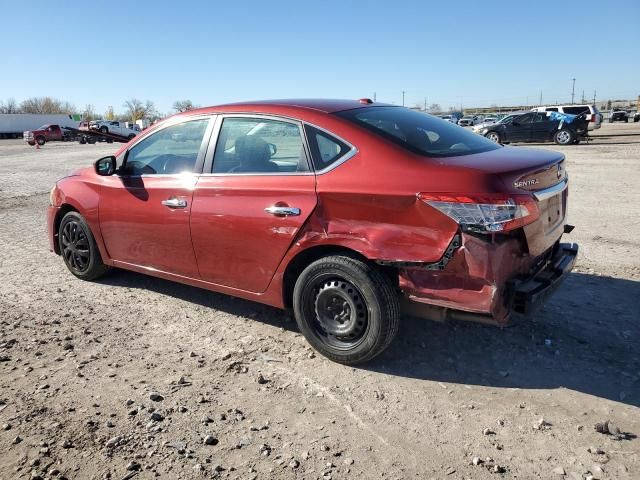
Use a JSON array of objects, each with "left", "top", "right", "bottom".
[
  {"left": 268, "top": 143, "right": 278, "bottom": 156},
  {"left": 95, "top": 155, "right": 117, "bottom": 176}
]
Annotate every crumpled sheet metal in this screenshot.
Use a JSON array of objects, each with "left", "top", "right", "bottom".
[{"left": 399, "top": 233, "right": 536, "bottom": 323}]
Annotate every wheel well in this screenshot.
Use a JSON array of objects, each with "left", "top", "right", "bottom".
[
  {"left": 52, "top": 204, "right": 78, "bottom": 254},
  {"left": 281, "top": 245, "right": 398, "bottom": 309}
]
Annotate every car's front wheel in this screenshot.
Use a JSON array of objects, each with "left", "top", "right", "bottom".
[
  {"left": 58, "top": 211, "right": 111, "bottom": 280},
  {"left": 36, "top": 136, "right": 46, "bottom": 146},
  {"left": 485, "top": 131, "right": 501, "bottom": 143},
  {"left": 293, "top": 255, "right": 400, "bottom": 365},
  {"left": 554, "top": 128, "right": 574, "bottom": 145},
  {"left": 99, "top": 126, "right": 108, "bottom": 134}
]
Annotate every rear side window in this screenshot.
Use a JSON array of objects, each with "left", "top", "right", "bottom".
[
  {"left": 545, "top": 107, "right": 559, "bottom": 112},
  {"left": 212, "top": 117, "right": 309, "bottom": 174},
  {"left": 304, "top": 125, "right": 351, "bottom": 170},
  {"left": 563, "top": 106, "right": 589, "bottom": 115},
  {"left": 337, "top": 107, "right": 499, "bottom": 157}
]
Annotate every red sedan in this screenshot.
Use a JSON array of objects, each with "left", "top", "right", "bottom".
[{"left": 47, "top": 99, "right": 577, "bottom": 364}]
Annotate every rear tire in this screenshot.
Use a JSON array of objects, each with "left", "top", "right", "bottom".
[
  {"left": 58, "top": 211, "right": 111, "bottom": 281},
  {"left": 554, "top": 129, "right": 574, "bottom": 145},
  {"left": 293, "top": 255, "right": 400, "bottom": 365}
]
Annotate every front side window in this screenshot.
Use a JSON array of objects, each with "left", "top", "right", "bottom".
[
  {"left": 516, "top": 113, "right": 534, "bottom": 124},
  {"left": 212, "top": 117, "right": 309, "bottom": 174},
  {"left": 122, "top": 119, "right": 208, "bottom": 175},
  {"left": 336, "top": 107, "right": 499, "bottom": 157}
]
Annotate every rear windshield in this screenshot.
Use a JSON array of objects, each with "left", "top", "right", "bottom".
[{"left": 336, "top": 106, "right": 500, "bottom": 157}]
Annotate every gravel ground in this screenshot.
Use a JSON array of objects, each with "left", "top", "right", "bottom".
[{"left": 1, "top": 123, "right": 639, "bottom": 479}]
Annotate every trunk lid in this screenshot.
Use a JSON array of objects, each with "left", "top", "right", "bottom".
[{"left": 438, "top": 146, "right": 568, "bottom": 257}]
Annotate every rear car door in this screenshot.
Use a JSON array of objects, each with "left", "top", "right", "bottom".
[
  {"left": 98, "top": 116, "right": 214, "bottom": 277},
  {"left": 190, "top": 115, "right": 317, "bottom": 293}
]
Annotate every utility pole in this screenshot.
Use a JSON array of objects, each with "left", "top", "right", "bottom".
[
  {"left": 402, "top": 91, "right": 405, "bottom": 107},
  {"left": 424, "top": 97, "right": 427, "bottom": 112},
  {"left": 571, "top": 78, "right": 576, "bottom": 104},
  {"left": 539, "top": 90, "right": 543, "bottom": 106},
  {"left": 581, "top": 90, "right": 585, "bottom": 103},
  {"left": 592, "top": 90, "right": 596, "bottom": 105},
  {"left": 373, "top": 92, "right": 376, "bottom": 102}
]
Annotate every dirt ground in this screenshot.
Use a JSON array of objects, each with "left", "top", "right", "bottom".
[{"left": 1, "top": 123, "right": 639, "bottom": 480}]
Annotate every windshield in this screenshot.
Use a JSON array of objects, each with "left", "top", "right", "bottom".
[
  {"left": 336, "top": 107, "right": 500, "bottom": 157},
  {"left": 37, "top": 125, "right": 50, "bottom": 130}
]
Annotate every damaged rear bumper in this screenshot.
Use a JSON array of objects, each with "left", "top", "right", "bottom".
[
  {"left": 506, "top": 242, "right": 578, "bottom": 315},
  {"left": 399, "top": 233, "right": 578, "bottom": 326}
]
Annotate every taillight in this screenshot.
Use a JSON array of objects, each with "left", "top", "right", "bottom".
[{"left": 418, "top": 193, "right": 540, "bottom": 233}]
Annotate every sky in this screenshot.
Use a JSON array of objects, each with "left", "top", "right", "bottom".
[{"left": 1, "top": 0, "right": 638, "bottom": 115}]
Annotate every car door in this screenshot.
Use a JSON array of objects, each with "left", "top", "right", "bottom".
[
  {"left": 530, "top": 112, "right": 553, "bottom": 142},
  {"left": 98, "top": 116, "right": 214, "bottom": 277},
  {"left": 508, "top": 113, "right": 534, "bottom": 142},
  {"left": 190, "top": 115, "right": 317, "bottom": 293}
]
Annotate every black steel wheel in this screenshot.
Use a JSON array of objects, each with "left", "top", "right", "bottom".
[
  {"left": 293, "top": 255, "right": 400, "bottom": 365},
  {"left": 58, "top": 212, "right": 111, "bottom": 280}
]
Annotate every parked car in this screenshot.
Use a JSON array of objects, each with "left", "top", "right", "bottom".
[
  {"left": 458, "top": 115, "right": 481, "bottom": 126},
  {"left": 481, "top": 111, "right": 588, "bottom": 145},
  {"left": 47, "top": 99, "right": 577, "bottom": 364},
  {"left": 609, "top": 110, "right": 629, "bottom": 123},
  {"left": 91, "top": 120, "right": 139, "bottom": 139},
  {"left": 634, "top": 111, "right": 640, "bottom": 123},
  {"left": 439, "top": 114, "right": 458, "bottom": 124},
  {"left": 24, "top": 124, "right": 70, "bottom": 145},
  {"left": 531, "top": 105, "right": 601, "bottom": 130}
]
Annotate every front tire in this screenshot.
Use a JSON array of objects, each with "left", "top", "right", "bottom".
[
  {"left": 554, "top": 128, "right": 574, "bottom": 145},
  {"left": 36, "top": 136, "right": 46, "bottom": 146},
  {"left": 58, "top": 212, "right": 111, "bottom": 281},
  {"left": 99, "top": 126, "right": 108, "bottom": 134},
  {"left": 485, "top": 131, "right": 501, "bottom": 143},
  {"left": 293, "top": 255, "right": 400, "bottom": 365}
]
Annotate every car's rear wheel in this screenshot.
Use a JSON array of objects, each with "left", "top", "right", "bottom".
[
  {"left": 59, "top": 211, "right": 111, "bottom": 280},
  {"left": 554, "top": 129, "right": 574, "bottom": 145},
  {"left": 485, "top": 131, "right": 501, "bottom": 143},
  {"left": 128, "top": 134, "right": 135, "bottom": 140},
  {"left": 293, "top": 255, "right": 400, "bottom": 365}
]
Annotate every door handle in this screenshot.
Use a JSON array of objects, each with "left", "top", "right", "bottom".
[
  {"left": 161, "top": 197, "right": 188, "bottom": 209},
  {"left": 264, "top": 206, "right": 301, "bottom": 217}
]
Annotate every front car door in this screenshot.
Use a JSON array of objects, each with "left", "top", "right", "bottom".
[
  {"left": 530, "top": 112, "right": 554, "bottom": 142},
  {"left": 190, "top": 115, "right": 317, "bottom": 293},
  {"left": 98, "top": 116, "right": 214, "bottom": 277}
]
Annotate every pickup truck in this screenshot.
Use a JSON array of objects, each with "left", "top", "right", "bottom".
[
  {"left": 91, "top": 120, "right": 139, "bottom": 139},
  {"left": 24, "top": 124, "right": 71, "bottom": 146}
]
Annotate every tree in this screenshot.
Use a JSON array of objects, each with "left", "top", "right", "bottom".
[
  {"left": 428, "top": 103, "right": 442, "bottom": 114},
  {"left": 19, "top": 97, "right": 75, "bottom": 114},
  {"left": 83, "top": 104, "right": 97, "bottom": 121},
  {"left": 172, "top": 100, "right": 198, "bottom": 112},
  {"left": 105, "top": 106, "right": 115, "bottom": 120},
  {"left": 0, "top": 98, "right": 20, "bottom": 113},
  {"left": 123, "top": 98, "right": 156, "bottom": 121}
]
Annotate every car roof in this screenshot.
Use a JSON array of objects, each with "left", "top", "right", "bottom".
[{"left": 187, "top": 99, "right": 396, "bottom": 116}]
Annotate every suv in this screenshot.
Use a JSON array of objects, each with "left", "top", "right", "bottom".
[
  {"left": 47, "top": 100, "right": 577, "bottom": 364},
  {"left": 634, "top": 111, "right": 640, "bottom": 123},
  {"left": 532, "top": 105, "right": 601, "bottom": 130},
  {"left": 458, "top": 115, "right": 481, "bottom": 126},
  {"left": 609, "top": 110, "right": 629, "bottom": 123}
]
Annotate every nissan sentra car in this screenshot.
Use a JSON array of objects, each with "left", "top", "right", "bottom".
[{"left": 47, "top": 99, "right": 578, "bottom": 364}]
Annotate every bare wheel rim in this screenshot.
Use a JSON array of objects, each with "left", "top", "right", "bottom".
[
  {"left": 61, "top": 220, "right": 90, "bottom": 273},
  {"left": 487, "top": 132, "right": 500, "bottom": 142},
  {"left": 557, "top": 130, "right": 571, "bottom": 144},
  {"left": 306, "top": 275, "right": 370, "bottom": 350}
]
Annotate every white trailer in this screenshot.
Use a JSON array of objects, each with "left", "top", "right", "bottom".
[{"left": 0, "top": 114, "right": 80, "bottom": 139}]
